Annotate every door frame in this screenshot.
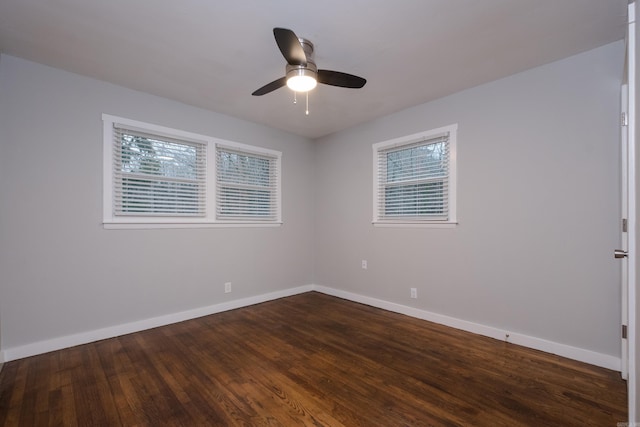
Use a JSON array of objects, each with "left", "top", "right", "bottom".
[
  {"left": 626, "top": 0, "right": 637, "bottom": 422},
  {"left": 622, "top": 82, "right": 629, "bottom": 381}
]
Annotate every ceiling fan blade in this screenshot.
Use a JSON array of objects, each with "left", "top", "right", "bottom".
[
  {"left": 273, "top": 28, "right": 307, "bottom": 66},
  {"left": 252, "top": 77, "right": 287, "bottom": 96},
  {"left": 317, "top": 70, "right": 366, "bottom": 89}
]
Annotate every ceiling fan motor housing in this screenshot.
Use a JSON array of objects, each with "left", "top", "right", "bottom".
[{"left": 286, "top": 38, "right": 317, "bottom": 81}]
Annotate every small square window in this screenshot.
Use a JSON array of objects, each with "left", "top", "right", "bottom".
[
  {"left": 114, "top": 128, "right": 206, "bottom": 217},
  {"left": 373, "top": 124, "right": 457, "bottom": 227}
]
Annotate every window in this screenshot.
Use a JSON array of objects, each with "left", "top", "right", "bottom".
[
  {"left": 372, "top": 124, "right": 457, "bottom": 227},
  {"left": 114, "top": 127, "right": 206, "bottom": 217},
  {"left": 216, "top": 145, "right": 279, "bottom": 221},
  {"left": 103, "top": 114, "right": 282, "bottom": 228}
]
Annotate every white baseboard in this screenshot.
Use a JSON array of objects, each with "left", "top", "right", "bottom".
[
  {"left": 0, "top": 285, "right": 313, "bottom": 362},
  {"left": 0, "top": 283, "right": 621, "bottom": 372},
  {"left": 313, "top": 285, "right": 621, "bottom": 372}
]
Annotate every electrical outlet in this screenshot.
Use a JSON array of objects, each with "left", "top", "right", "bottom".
[
  {"left": 224, "top": 282, "right": 232, "bottom": 293},
  {"left": 410, "top": 288, "right": 417, "bottom": 299},
  {"left": 362, "top": 260, "right": 368, "bottom": 269}
]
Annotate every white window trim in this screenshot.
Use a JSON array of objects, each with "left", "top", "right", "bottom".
[
  {"left": 102, "top": 114, "right": 282, "bottom": 229},
  {"left": 372, "top": 124, "right": 458, "bottom": 228}
]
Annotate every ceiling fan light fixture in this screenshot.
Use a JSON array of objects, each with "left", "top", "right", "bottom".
[
  {"left": 251, "top": 28, "right": 366, "bottom": 97},
  {"left": 286, "top": 68, "right": 317, "bottom": 92}
]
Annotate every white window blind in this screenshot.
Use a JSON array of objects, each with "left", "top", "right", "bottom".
[
  {"left": 373, "top": 124, "right": 457, "bottom": 225},
  {"left": 103, "top": 114, "right": 283, "bottom": 228},
  {"left": 215, "top": 145, "right": 279, "bottom": 221},
  {"left": 113, "top": 126, "right": 207, "bottom": 216}
]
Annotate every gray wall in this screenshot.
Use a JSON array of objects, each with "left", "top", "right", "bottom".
[
  {"left": 0, "top": 55, "right": 315, "bottom": 349},
  {"left": 314, "top": 41, "right": 625, "bottom": 357},
  {"left": 0, "top": 41, "right": 626, "bottom": 363}
]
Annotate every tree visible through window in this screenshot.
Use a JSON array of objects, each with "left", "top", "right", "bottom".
[
  {"left": 373, "top": 124, "right": 457, "bottom": 225},
  {"left": 114, "top": 129, "right": 206, "bottom": 216},
  {"left": 103, "top": 114, "right": 283, "bottom": 227},
  {"left": 384, "top": 142, "right": 446, "bottom": 217},
  {"left": 216, "top": 147, "right": 278, "bottom": 220}
]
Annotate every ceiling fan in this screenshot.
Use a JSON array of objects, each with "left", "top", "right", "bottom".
[{"left": 252, "top": 28, "right": 367, "bottom": 96}]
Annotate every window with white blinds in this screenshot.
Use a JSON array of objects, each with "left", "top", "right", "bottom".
[
  {"left": 373, "top": 124, "right": 457, "bottom": 226},
  {"left": 113, "top": 127, "right": 206, "bottom": 216},
  {"left": 216, "top": 146, "right": 280, "bottom": 221},
  {"left": 103, "top": 114, "right": 282, "bottom": 228}
]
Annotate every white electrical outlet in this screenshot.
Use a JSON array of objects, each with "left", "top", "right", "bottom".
[
  {"left": 362, "top": 260, "right": 368, "bottom": 269},
  {"left": 410, "top": 288, "right": 417, "bottom": 299},
  {"left": 224, "top": 282, "right": 232, "bottom": 293}
]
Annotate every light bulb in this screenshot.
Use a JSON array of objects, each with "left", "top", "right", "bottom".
[{"left": 287, "top": 75, "right": 317, "bottom": 92}]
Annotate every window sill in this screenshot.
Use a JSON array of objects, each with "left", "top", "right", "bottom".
[
  {"left": 103, "top": 221, "right": 283, "bottom": 230},
  {"left": 372, "top": 221, "right": 458, "bottom": 229}
]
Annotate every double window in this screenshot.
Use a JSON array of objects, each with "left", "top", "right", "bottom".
[
  {"left": 373, "top": 124, "right": 457, "bottom": 227},
  {"left": 103, "top": 114, "right": 281, "bottom": 228}
]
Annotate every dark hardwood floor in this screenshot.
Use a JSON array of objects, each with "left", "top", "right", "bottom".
[{"left": 0, "top": 292, "right": 627, "bottom": 426}]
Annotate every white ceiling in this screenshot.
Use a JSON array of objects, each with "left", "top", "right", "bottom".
[{"left": 0, "top": 0, "right": 628, "bottom": 139}]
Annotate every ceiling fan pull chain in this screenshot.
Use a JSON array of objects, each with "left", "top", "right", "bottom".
[
  {"left": 293, "top": 91, "right": 297, "bottom": 104},
  {"left": 306, "top": 91, "right": 310, "bottom": 115}
]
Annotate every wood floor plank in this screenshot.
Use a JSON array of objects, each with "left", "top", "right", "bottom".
[{"left": 0, "top": 292, "right": 628, "bottom": 426}]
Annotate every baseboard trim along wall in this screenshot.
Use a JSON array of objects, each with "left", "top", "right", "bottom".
[
  {"left": 313, "top": 285, "right": 621, "bottom": 372},
  {"left": 0, "top": 285, "right": 314, "bottom": 363},
  {"left": 0, "top": 284, "right": 621, "bottom": 372}
]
